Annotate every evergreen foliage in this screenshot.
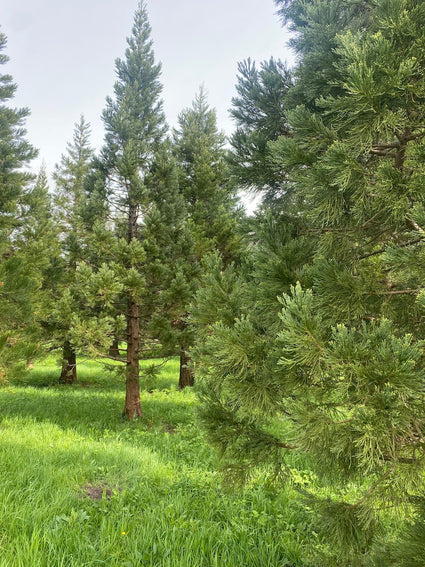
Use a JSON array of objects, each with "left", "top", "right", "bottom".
[
  {"left": 193, "top": 0, "right": 425, "bottom": 563},
  {"left": 174, "top": 88, "right": 242, "bottom": 265},
  {"left": 139, "top": 143, "right": 195, "bottom": 370},
  {"left": 97, "top": 1, "right": 196, "bottom": 413},
  {"left": 3, "top": 0, "right": 425, "bottom": 562},
  {"left": 228, "top": 58, "right": 292, "bottom": 203},
  {"left": 172, "top": 89, "right": 244, "bottom": 388},
  {"left": 50, "top": 116, "right": 95, "bottom": 383},
  {"left": 101, "top": 1, "right": 166, "bottom": 419},
  {"left": 0, "top": 31, "right": 49, "bottom": 379}
]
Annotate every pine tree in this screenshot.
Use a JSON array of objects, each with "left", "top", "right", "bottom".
[
  {"left": 51, "top": 116, "right": 94, "bottom": 384},
  {"left": 228, "top": 58, "right": 292, "bottom": 205},
  {"left": 193, "top": 0, "right": 425, "bottom": 563},
  {"left": 0, "top": 30, "right": 42, "bottom": 378},
  {"left": 99, "top": 2, "right": 167, "bottom": 418},
  {"left": 173, "top": 90, "right": 243, "bottom": 387}
]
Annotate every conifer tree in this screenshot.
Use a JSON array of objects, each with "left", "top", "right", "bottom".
[
  {"left": 140, "top": 143, "right": 195, "bottom": 386},
  {"left": 0, "top": 30, "right": 43, "bottom": 378},
  {"left": 275, "top": 0, "right": 374, "bottom": 107},
  {"left": 8, "top": 166, "right": 60, "bottom": 373},
  {"left": 99, "top": 2, "right": 167, "bottom": 418},
  {"left": 174, "top": 89, "right": 242, "bottom": 264},
  {"left": 51, "top": 116, "right": 94, "bottom": 383},
  {"left": 228, "top": 58, "right": 292, "bottom": 204},
  {"left": 272, "top": 2, "right": 425, "bottom": 560},
  {"left": 173, "top": 90, "right": 243, "bottom": 387},
  {"left": 194, "top": 0, "right": 425, "bottom": 563}
]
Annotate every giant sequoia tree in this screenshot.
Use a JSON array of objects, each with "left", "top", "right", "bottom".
[
  {"left": 140, "top": 144, "right": 195, "bottom": 382},
  {"left": 193, "top": 0, "right": 425, "bottom": 563},
  {"left": 51, "top": 116, "right": 94, "bottom": 384},
  {"left": 174, "top": 89, "right": 242, "bottom": 265},
  {"left": 100, "top": 2, "right": 167, "bottom": 418},
  {"left": 173, "top": 90, "right": 243, "bottom": 387},
  {"left": 228, "top": 57, "right": 292, "bottom": 205}
]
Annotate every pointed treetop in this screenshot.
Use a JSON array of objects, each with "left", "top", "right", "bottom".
[
  {"left": 127, "top": 2, "right": 153, "bottom": 54},
  {"left": 102, "top": 0, "right": 166, "bottom": 166},
  {"left": 174, "top": 87, "right": 225, "bottom": 165},
  {"left": 0, "top": 30, "right": 37, "bottom": 226}
]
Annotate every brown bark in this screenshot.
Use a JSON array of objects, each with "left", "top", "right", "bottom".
[
  {"left": 178, "top": 347, "right": 194, "bottom": 389},
  {"left": 394, "top": 144, "right": 406, "bottom": 170},
  {"left": 123, "top": 201, "right": 143, "bottom": 420},
  {"left": 123, "top": 297, "right": 142, "bottom": 419},
  {"left": 59, "top": 340, "right": 77, "bottom": 384},
  {"left": 109, "top": 337, "right": 120, "bottom": 358}
]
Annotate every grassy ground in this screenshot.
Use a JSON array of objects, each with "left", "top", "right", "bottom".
[{"left": 0, "top": 356, "right": 316, "bottom": 567}]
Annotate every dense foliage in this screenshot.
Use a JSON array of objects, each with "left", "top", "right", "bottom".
[
  {"left": 192, "top": 0, "right": 425, "bottom": 564},
  {"left": 2, "top": 0, "right": 425, "bottom": 563},
  {"left": 0, "top": 31, "right": 55, "bottom": 379}
]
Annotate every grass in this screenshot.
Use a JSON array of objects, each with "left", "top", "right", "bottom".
[{"left": 0, "top": 355, "right": 316, "bottom": 566}]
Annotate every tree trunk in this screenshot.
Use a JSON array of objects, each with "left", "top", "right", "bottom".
[
  {"left": 123, "top": 202, "right": 142, "bottom": 419},
  {"left": 109, "top": 337, "right": 120, "bottom": 358},
  {"left": 123, "top": 298, "right": 142, "bottom": 419},
  {"left": 179, "top": 347, "right": 194, "bottom": 389},
  {"left": 59, "top": 340, "right": 77, "bottom": 384}
]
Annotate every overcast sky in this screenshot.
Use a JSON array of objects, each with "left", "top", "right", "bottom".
[{"left": 2, "top": 0, "right": 294, "bottom": 175}]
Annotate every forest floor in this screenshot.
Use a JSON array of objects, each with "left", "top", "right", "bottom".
[{"left": 0, "top": 355, "right": 322, "bottom": 566}]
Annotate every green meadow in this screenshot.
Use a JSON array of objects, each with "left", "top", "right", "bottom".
[{"left": 0, "top": 357, "right": 315, "bottom": 567}]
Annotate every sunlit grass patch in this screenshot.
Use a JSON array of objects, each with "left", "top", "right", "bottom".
[{"left": 0, "top": 356, "right": 315, "bottom": 566}]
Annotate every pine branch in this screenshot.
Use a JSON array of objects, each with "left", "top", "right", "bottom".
[
  {"left": 361, "top": 228, "right": 392, "bottom": 251},
  {"left": 372, "top": 143, "right": 399, "bottom": 150},
  {"left": 407, "top": 217, "right": 425, "bottom": 234},
  {"left": 276, "top": 441, "right": 297, "bottom": 450},
  {"left": 306, "top": 227, "right": 352, "bottom": 235},
  {"left": 395, "top": 129, "right": 422, "bottom": 143},
  {"left": 348, "top": 465, "right": 395, "bottom": 510},
  {"left": 360, "top": 208, "right": 389, "bottom": 229},
  {"left": 366, "top": 289, "right": 420, "bottom": 296},
  {"left": 306, "top": 328, "right": 325, "bottom": 352},
  {"left": 359, "top": 236, "right": 425, "bottom": 260},
  {"left": 370, "top": 148, "right": 396, "bottom": 157},
  {"left": 383, "top": 455, "right": 417, "bottom": 464}
]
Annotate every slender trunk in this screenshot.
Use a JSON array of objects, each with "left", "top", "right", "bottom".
[
  {"left": 123, "top": 202, "right": 142, "bottom": 419},
  {"left": 179, "top": 347, "right": 194, "bottom": 389},
  {"left": 59, "top": 340, "right": 77, "bottom": 384},
  {"left": 123, "top": 297, "right": 142, "bottom": 419},
  {"left": 394, "top": 144, "right": 406, "bottom": 170},
  {"left": 394, "top": 128, "right": 412, "bottom": 170},
  {"left": 109, "top": 337, "right": 120, "bottom": 358}
]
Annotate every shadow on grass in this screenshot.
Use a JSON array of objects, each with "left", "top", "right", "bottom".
[
  {"left": 0, "top": 387, "right": 195, "bottom": 431},
  {"left": 0, "top": 383, "right": 210, "bottom": 471},
  {"left": 14, "top": 356, "right": 180, "bottom": 392}
]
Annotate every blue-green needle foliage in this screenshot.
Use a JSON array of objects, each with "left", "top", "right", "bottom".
[{"left": 192, "top": 1, "right": 425, "bottom": 564}]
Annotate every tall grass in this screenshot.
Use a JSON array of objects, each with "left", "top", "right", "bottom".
[{"left": 0, "top": 356, "right": 315, "bottom": 566}]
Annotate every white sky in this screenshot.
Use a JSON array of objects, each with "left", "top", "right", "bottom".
[{"left": 2, "top": 0, "right": 295, "bottom": 176}]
